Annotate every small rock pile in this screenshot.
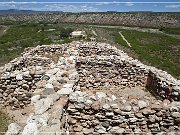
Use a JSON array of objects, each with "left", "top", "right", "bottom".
[{"left": 66, "top": 91, "right": 180, "bottom": 134}]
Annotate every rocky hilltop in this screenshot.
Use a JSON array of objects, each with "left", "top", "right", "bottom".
[
  {"left": 0, "top": 12, "right": 180, "bottom": 28},
  {"left": 1, "top": 41, "right": 180, "bottom": 134}
]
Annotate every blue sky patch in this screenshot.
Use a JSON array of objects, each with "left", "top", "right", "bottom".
[{"left": 0, "top": 0, "right": 179, "bottom": 12}]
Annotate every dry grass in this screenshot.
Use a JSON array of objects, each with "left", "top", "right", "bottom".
[
  {"left": 0, "top": 111, "right": 12, "bottom": 134},
  {"left": 45, "top": 53, "right": 62, "bottom": 64}
]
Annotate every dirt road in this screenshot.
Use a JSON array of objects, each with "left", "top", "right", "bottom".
[
  {"left": 89, "top": 24, "right": 180, "bottom": 39},
  {"left": 0, "top": 25, "right": 8, "bottom": 37},
  {"left": 119, "top": 31, "right": 132, "bottom": 47}
]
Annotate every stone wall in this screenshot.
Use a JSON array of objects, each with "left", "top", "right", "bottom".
[
  {"left": 65, "top": 91, "right": 180, "bottom": 134},
  {"left": 77, "top": 43, "right": 180, "bottom": 101},
  {"left": 147, "top": 69, "right": 180, "bottom": 101},
  {"left": 0, "top": 44, "right": 72, "bottom": 109},
  {"left": 77, "top": 43, "right": 149, "bottom": 91}
]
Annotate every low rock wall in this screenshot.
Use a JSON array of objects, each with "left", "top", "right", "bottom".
[
  {"left": 147, "top": 69, "right": 180, "bottom": 101},
  {"left": 65, "top": 91, "right": 180, "bottom": 134},
  {"left": 77, "top": 43, "right": 180, "bottom": 101},
  {"left": 0, "top": 43, "right": 74, "bottom": 109},
  {"left": 77, "top": 55, "right": 148, "bottom": 90}
]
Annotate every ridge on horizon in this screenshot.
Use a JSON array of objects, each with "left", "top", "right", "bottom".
[{"left": 0, "top": 9, "right": 179, "bottom": 15}]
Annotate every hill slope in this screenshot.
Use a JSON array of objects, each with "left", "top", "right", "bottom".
[{"left": 0, "top": 12, "right": 180, "bottom": 28}]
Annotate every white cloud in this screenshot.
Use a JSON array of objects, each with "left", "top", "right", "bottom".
[
  {"left": 81, "top": 5, "right": 87, "bottom": 8},
  {"left": 38, "top": 4, "right": 99, "bottom": 12},
  {"left": 165, "top": 4, "right": 180, "bottom": 8},
  {"left": 0, "top": 3, "right": 99, "bottom": 12},
  {"left": 0, "top": 3, "right": 16, "bottom": 8},
  {"left": 125, "top": 2, "right": 134, "bottom": 7},
  {"left": 95, "top": 2, "right": 112, "bottom": 6},
  {"left": 95, "top": 2, "right": 135, "bottom": 6}
]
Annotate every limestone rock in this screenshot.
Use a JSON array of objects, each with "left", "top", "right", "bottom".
[
  {"left": 171, "top": 112, "right": 180, "bottom": 118},
  {"left": 22, "top": 84, "right": 29, "bottom": 90},
  {"left": 22, "top": 123, "right": 38, "bottom": 135},
  {"left": 16, "top": 74, "right": 23, "bottom": 81},
  {"left": 110, "top": 127, "right": 125, "bottom": 134},
  {"left": 31, "top": 95, "right": 41, "bottom": 104},
  {"left": 5, "top": 123, "right": 21, "bottom": 135},
  {"left": 83, "top": 128, "right": 93, "bottom": 134},
  {"left": 57, "top": 87, "right": 73, "bottom": 95},
  {"left": 57, "top": 79, "right": 67, "bottom": 84},
  {"left": 73, "top": 125, "right": 83, "bottom": 132},
  {"left": 34, "top": 97, "right": 54, "bottom": 114},
  {"left": 120, "top": 104, "right": 132, "bottom": 112},
  {"left": 57, "top": 83, "right": 74, "bottom": 95},
  {"left": 102, "top": 104, "right": 110, "bottom": 110},
  {"left": 44, "top": 83, "right": 55, "bottom": 95},
  {"left": 96, "top": 92, "right": 106, "bottom": 100},
  {"left": 95, "top": 125, "right": 107, "bottom": 134},
  {"left": 26, "top": 114, "right": 48, "bottom": 127},
  {"left": 138, "top": 100, "right": 148, "bottom": 109},
  {"left": 37, "top": 124, "right": 61, "bottom": 135},
  {"left": 102, "top": 121, "right": 110, "bottom": 128}
]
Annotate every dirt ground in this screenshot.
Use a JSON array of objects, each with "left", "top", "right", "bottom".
[{"left": 81, "top": 86, "right": 156, "bottom": 100}]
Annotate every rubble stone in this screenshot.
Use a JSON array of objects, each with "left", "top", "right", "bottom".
[
  {"left": 34, "top": 97, "right": 54, "bottom": 114},
  {"left": 138, "top": 100, "right": 148, "bottom": 109},
  {"left": 5, "top": 123, "right": 21, "bottom": 135},
  {"left": 22, "top": 123, "right": 38, "bottom": 135}
]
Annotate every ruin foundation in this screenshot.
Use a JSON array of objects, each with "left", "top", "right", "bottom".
[{"left": 1, "top": 41, "right": 179, "bottom": 134}]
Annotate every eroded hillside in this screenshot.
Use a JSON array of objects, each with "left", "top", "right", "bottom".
[{"left": 0, "top": 12, "right": 180, "bottom": 28}]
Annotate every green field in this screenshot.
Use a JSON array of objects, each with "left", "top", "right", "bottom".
[
  {"left": 0, "top": 23, "right": 74, "bottom": 66},
  {"left": 115, "top": 29, "right": 180, "bottom": 78},
  {"left": 160, "top": 27, "right": 180, "bottom": 35}
]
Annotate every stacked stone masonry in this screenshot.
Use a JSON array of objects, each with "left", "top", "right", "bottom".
[
  {"left": 66, "top": 91, "right": 180, "bottom": 134},
  {"left": 0, "top": 41, "right": 179, "bottom": 134},
  {"left": 77, "top": 43, "right": 149, "bottom": 91},
  {"left": 77, "top": 42, "right": 180, "bottom": 101},
  {"left": 0, "top": 43, "right": 76, "bottom": 109}
]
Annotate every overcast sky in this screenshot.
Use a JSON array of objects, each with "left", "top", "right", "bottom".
[{"left": 0, "top": 0, "right": 180, "bottom": 12}]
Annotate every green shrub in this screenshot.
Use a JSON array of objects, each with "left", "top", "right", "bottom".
[{"left": 60, "top": 28, "right": 73, "bottom": 39}]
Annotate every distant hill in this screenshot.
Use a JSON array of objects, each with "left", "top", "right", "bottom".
[
  {"left": 0, "top": 9, "right": 63, "bottom": 15},
  {"left": 0, "top": 11, "right": 179, "bottom": 28}
]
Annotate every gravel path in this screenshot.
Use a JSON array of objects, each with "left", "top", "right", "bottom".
[
  {"left": 0, "top": 25, "right": 8, "bottom": 36},
  {"left": 119, "top": 31, "right": 132, "bottom": 47},
  {"left": 89, "top": 24, "right": 180, "bottom": 39}
]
